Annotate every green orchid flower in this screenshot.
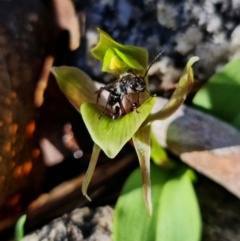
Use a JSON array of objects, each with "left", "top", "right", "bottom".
[{"left": 51, "top": 29, "right": 199, "bottom": 216}]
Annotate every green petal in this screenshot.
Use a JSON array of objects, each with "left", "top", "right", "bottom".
[
  {"left": 51, "top": 66, "right": 97, "bottom": 109},
  {"left": 81, "top": 97, "right": 156, "bottom": 158},
  {"left": 102, "top": 48, "right": 128, "bottom": 75},
  {"left": 133, "top": 125, "right": 152, "bottom": 216},
  {"left": 114, "top": 48, "right": 146, "bottom": 74},
  {"left": 91, "top": 29, "right": 148, "bottom": 74},
  {"left": 146, "top": 56, "right": 199, "bottom": 123}
]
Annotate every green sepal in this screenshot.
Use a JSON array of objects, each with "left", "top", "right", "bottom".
[
  {"left": 51, "top": 66, "right": 97, "bottom": 110},
  {"left": 82, "top": 143, "right": 101, "bottom": 201},
  {"left": 133, "top": 125, "right": 152, "bottom": 216}
]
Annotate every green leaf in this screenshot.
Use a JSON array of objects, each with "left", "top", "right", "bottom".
[
  {"left": 114, "top": 164, "right": 202, "bottom": 241},
  {"left": 156, "top": 168, "right": 202, "bottom": 241},
  {"left": 14, "top": 214, "right": 27, "bottom": 241},
  {"left": 51, "top": 66, "right": 97, "bottom": 109},
  {"left": 91, "top": 29, "right": 148, "bottom": 75},
  {"left": 81, "top": 97, "right": 156, "bottom": 158},
  {"left": 114, "top": 165, "right": 170, "bottom": 241},
  {"left": 193, "top": 58, "right": 240, "bottom": 129},
  {"left": 146, "top": 56, "right": 199, "bottom": 124}
]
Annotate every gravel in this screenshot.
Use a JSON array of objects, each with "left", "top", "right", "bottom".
[
  {"left": 22, "top": 206, "right": 113, "bottom": 241},
  {"left": 79, "top": 0, "right": 240, "bottom": 90}
]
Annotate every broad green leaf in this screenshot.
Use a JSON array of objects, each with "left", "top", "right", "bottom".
[
  {"left": 91, "top": 29, "right": 148, "bottom": 75},
  {"left": 193, "top": 58, "right": 240, "bottom": 129},
  {"left": 15, "top": 214, "right": 27, "bottom": 241},
  {"left": 82, "top": 143, "right": 101, "bottom": 201},
  {"left": 114, "top": 165, "right": 170, "bottom": 241},
  {"left": 156, "top": 168, "right": 201, "bottom": 241},
  {"left": 114, "top": 165, "right": 202, "bottom": 241},
  {"left": 145, "top": 56, "right": 199, "bottom": 124},
  {"left": 132, "top": 125, "right": 152, "bottom": 216},
  {"left": 81, "top": 97, "right": 156, "bottom": 158},
  {"left": 51, "top": 66, "right": 97, "bottom": 109}
]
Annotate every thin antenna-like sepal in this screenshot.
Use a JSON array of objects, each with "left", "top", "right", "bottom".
[{"left": 82, "top": 143, "right": 101, "bottom": 201}]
